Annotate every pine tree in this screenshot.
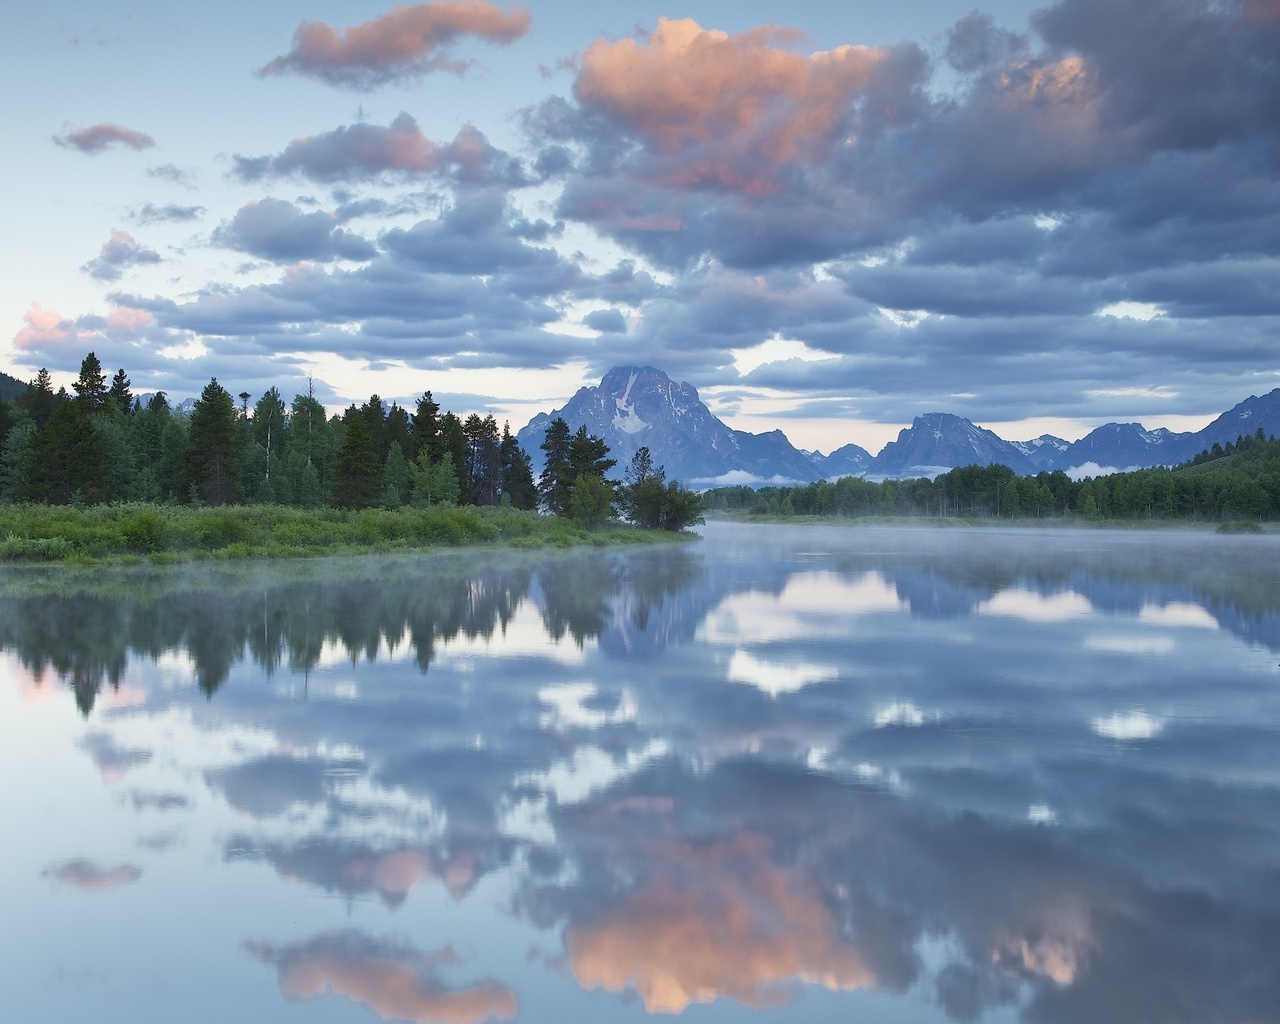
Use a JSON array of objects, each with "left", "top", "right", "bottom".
[
  {"left": 538, "top": 416, "right": 573, "bottom": 515},
  {"left": 20, "top": 369, "right": 57, "bottom": 430},
  {"left": 330, "top": 406, "right": 383, "bottom": 508},
  {"left": 108, "top": 368, "right": 133, "bottom": 416},
  {"left": 412, "top": 391, "right": 441, "bottom": 463},
  {"left": 499, "top": 421, "right": 537, "bottom": 510},
  {"left": 72, "top": 352, "right": 109, "bottom": 414},
  {"left": 181, "top": 379, "right": 243, "bottom": 505}
]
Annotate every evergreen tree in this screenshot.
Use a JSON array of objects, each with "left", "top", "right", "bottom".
[
  {"left": 24, "top": 395, "right": 102, "bottom": 503},
  {"left": 181, "top": 378, "right": 243, "bottom": 505},
  {"left": 19, "top": 368, "right": 56, "bottom": 431},
  {"left": 108, "top": 368, "right": 133, "bottom": 416},
  {"left": 440, "top": 412, "right": 470, "bottom": 502},
  {"left": 287, "top": 381, "right": 334, "bottom": 493},
  {"left": 410, "top": 449, "right": 460, "bottom": 507},
  {"left": 330, "top": 406, "right": 383, "bottom": 508},
  {"left": 73, "top": 352, "right": 109, "bottom": 414},
  {"left": 411, "top": 391, "right": 441, "bottom": 463},
  {"left": 386, "top": 403, "right": 411, "bottom": 461},
  {"left": 538, "top": 416, "right": 573, "bottom": 515},
  {"left": 464, "top": 413, "right": 501, "bottom": 505},
  {"left": 499, "top": 421, "right": 537, "bottom": 510},
  {"left": 361, "top": 395, "right": 389, "bottom": 464}
]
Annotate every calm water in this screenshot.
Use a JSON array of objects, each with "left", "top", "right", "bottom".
[{"left": 3, "top": 523, "right": 1280, "bottom": 1024}]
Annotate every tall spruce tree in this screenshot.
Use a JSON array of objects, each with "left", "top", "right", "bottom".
[
  {"left": 72, "top": 352, "right": 109, "bottom": 415},
  {"left": 181, "top": 379, "right": 243, "bottom": 505},
  {"left": 538, "top": 417, "right": 573, "bottom": 515},
  {"left": 330, "top": 406, "right": 383, "bottom": 508}
]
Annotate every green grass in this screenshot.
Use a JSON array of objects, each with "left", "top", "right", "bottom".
[{"left": 0, "top": 503, "right": 694, "bottom": 565}]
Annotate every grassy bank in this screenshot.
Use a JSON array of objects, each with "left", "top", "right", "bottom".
[{"left": 0, "top": 502, "right": 693, "bottom": 564}]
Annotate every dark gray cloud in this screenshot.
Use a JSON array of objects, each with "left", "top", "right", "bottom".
[
  {"left": 81, "top": 229, "right": 162, "bottom": 282},
  {"left": 54, "top": 122, "right": 155, "bottom": 154},
  {"left": 213, "top": 198, "right": 377, "bottom": 262},
  {"left": 583, "top": 308, "right": 626, "bottom": 333},
  {"left": 234, "top": 113, "right": 528, "bottom": 187}
]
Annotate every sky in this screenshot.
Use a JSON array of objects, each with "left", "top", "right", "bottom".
[{"left": 4, "top": 0, "right": 1279, "bottom": 454}]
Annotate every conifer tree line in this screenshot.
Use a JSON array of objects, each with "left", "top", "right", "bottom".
[
  {"left": 0, "top": 352, "right": 544, "bottom": 511},
  {"left": 0, "top": 352, "right": 705, "bottom": 530}
]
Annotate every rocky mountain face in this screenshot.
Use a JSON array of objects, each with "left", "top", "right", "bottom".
[
  {"left": 871, "top": 413, "right": 1039, "bottom": 478},
  {"left": 516, "top": 366, "right": 822, "bottom": 486},
  {"left": 518, "top": 369, "right": 1280, "bottom": 485}
]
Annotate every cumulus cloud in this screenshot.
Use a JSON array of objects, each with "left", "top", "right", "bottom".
[
  {"left": 573, "top": 17, "right": 886, "bottom": 196},
  {"left": 248, "top": 931, "right": 517, "bottom": 1024},
  {"left": 81, "top": 229, "right": 162, "bottom": 282},
  {"left": 214, "top": 199, "right": 378, "bottom": 262},
  {"left": 234, "top": 114, "right": 525, "bottom": 186},
  {"left": 54, "top": 122, "right": 155, "bottom": 154},
  {"left": 258, "top": 1, "right": 531, "bottom": 89}
]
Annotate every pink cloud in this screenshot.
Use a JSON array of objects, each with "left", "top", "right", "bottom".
[
  {"left": 259, "top": 1, "right": 531, "bottom": 88},
  {"left": 573, "top": 17, "right": 886, "bottom": 195},
  {"left": 54, "top": 123, "right": 155, "bottom": 154},
  {"left": 14, "top": 303, "right": 156, "bottom": 355},
  {"left": 43, "top": 859, "right": 142, "bottom": 892},
  {"left": 250, "top": 933, "right": 517, "bottom": 1024}
]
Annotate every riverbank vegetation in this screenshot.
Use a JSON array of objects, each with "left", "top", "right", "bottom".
[{"left": 704, "top": 430, "right": 1280, "bottom": 525}]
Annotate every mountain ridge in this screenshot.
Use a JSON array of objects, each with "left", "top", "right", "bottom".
[{"left": 517, "top": 366, "right": 1280, "bottom": 485}]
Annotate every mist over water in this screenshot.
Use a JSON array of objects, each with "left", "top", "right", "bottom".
[{"left": 3, "top": 523, "right": 1279, "bottom": 1023}]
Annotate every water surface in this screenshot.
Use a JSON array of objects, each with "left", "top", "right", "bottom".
[{"left": 3, "top": 523, "right": 1279, "bottom": 1023}]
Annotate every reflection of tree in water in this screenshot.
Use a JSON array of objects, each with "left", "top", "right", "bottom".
[
  {"left": 0, "top": 548, "right": 707, "bottom": 714},
  {"left": 0, "top": 554, "right": 543, "bottom": 713}
]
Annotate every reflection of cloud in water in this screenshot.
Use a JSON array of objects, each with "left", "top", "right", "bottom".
[
  {"left": 726, "top": 650, "right": 838, "bottom": 697},
  {"left": 701, "top": 571, "right": 902, "bottom": 645},
  {"left": 873, "top": 701, "right": 928, "bottom": 728},
  {"left": 249, "top": 931, "right": 517, "bottom": 1024},
  {"left": 566, "top": 834, "right": 875, "bottom": 1013},
  {"left": 79, "top": 732, "right": 152, "bottom": 783},
  {"left": 1093, "top": 711, "right": 1163, "bottom": 740},
  {"left": 43, "top": 858, "right": 142, "bottom": 892},
  {"left": 1085, "top": 635, "right": 1176, "bottom": 655},
  {"left": 1137, "top": 602, "right": 1219, "bottom": 630},
  {"left": 977, "top": 588, "right": 1093, "bottom": 623},
  {"left": 538, "top": 682, "right": 635, "bottom": 730}
]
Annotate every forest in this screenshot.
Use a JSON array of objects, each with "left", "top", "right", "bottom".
[{"left": 704, "top": 430, "right": 1280, "bottom": 524}]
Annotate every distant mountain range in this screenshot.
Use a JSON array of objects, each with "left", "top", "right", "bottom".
[{"left": 518, "top": 366, "right": 1280, "bottom": 486}]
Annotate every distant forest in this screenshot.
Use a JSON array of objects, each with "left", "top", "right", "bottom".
[{"left": 706, "top": 431, "right": 1280, "bottom": 523}]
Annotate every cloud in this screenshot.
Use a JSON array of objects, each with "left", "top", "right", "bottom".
[
  {"left": 234, "top": 114, "right": 526, "bottom": 186},
  {"left": 258, "top": 1, "right": 531, "bottom": 89},
  {"left": 133, "top": 202, "right": 205, "bottom": 224},
  {"left": 14, "top": 302, "right": 157, "bottom": 357},
  {"left": 582, "top": 308, "right": 626, "bottom": 333},
  {"left": 572, "top": 18, "right": 887, "bottom": 196},
  {"left": 214, "top": 199, "right": 377, "bottom": 262},
  {"left": 42, "top": 858, "right": 142, "bottom": 892},
  {"left": 81, "top": 229, "right": 162, "bottom": 282},
  {"left": 248, "top": 931, "right": 517, "bottom": 1024},
  {"left": 147, "top": 163, "right": 197, "bottom": 187},
  {"left": 54, "top": 122, "right": 155, "bottom": 154}
]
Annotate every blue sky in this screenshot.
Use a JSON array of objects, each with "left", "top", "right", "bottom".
[{"left": 4, "top": 0, "right": 1278, "bottom": 452}]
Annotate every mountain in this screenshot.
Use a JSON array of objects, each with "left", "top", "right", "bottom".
[
  {"left": 516, "top": 366, "right": 823, "bottom": 486},
  {"left": 0, "top": 370, "right": 28, "bottom": 403},
  {"left": 1055, "top": 423, "right": 1189, "bottom": 474},
  {"left": 809, "top": 442, "right": 874, "bottom": 479},
  {"left": 869, "top": 413, "right": 1038, "bottom": 478},
  {"left": 1011, "top": 434, "right": 1072, "bottom": 471},
  {"left": 516, "top": 371, "right": 1280, "bottom": 486}
]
